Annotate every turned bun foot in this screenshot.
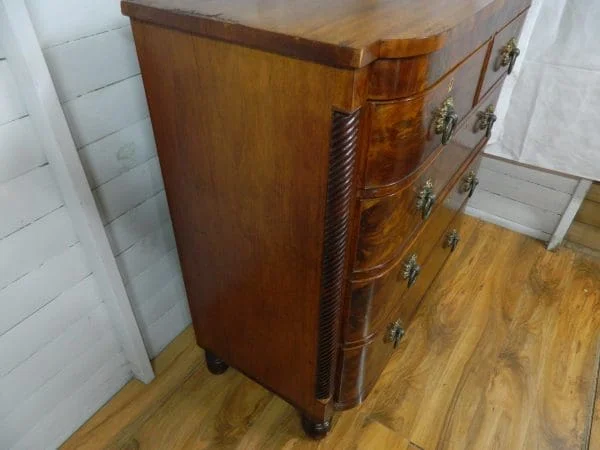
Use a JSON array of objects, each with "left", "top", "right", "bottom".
[
  {"left": 301, "top": 415, "right": 331, "bottom": 440},
  {"left": 205, "top": 351, "right": 229, "bottom": 375}
]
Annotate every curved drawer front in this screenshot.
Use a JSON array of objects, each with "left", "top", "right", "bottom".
[
  {"left": 336, "top": 206, "right": 468, "bottom": 409},
  {"left": 479, "top": 10, "right": 527, "bottom": 101},
  {"left": 346, "top": 152, "right": 482, "bottom": 345},
  {"left": 354, "top": 80, "right": 503, "bottom": 274},
  {"left": 364, "top": 44, "right": 487, "bottom": 190}
]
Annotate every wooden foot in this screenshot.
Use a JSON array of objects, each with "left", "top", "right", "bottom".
[
  {"left": 205, "top": 351, "right": 228, "bottom": 375},
  {"left": 301, "top": 414, "right": 331, "bottom": 440}
]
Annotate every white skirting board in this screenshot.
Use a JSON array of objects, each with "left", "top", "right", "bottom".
[{"left": 466, "top": 154, "right": 581, "bottom": 244}]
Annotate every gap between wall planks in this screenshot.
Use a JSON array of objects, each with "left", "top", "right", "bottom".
[{"left": 0, "top": 0, "right": 154, "bottom": 383}]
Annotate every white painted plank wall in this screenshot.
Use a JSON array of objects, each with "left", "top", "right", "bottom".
[
  {"left": 25, "top": 0, "right": 192, "bottom": 359},
  {"left": 467, "top": 152, "right": 579, "bottom": 241},
  {"left": 0, "top": 50, "right": 130, "bottom": 449}
]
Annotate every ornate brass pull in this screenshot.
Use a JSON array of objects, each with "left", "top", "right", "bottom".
[
  {"left": 461, "top": 171, "right": 480, "bottom": 198},
  {"left": 477, "top": 105, "right": 497, "bottom": 138},
  {"left": 500, "top": 38, "right": 521, "bottom": 75},
  {"left": 445, "top": 229, "right": 461, "bottom": 252},
  {"left": 387, "top": 320, "right": 405, "bottom": 349},
  {"left": 416, "top": 179, "right": 436, "bottom": 220},
  {"left": 402, "top": 254, "right": 421, "bottom": 288},
  {"left": 435, "top": 97, "right": 459, "bottom": 145}
]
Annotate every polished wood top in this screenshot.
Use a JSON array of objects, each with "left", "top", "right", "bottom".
[{"left": 122, "top": 0, "right": 530, "bottom": 68}]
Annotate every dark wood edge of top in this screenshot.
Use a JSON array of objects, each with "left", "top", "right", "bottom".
[{"left": 122, "top": 2, "right": 377, "bottom": 69}]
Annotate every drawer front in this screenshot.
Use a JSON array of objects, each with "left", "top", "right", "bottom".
[
  {"left": 354, "top": 80, "right": 503, "bottom": 274},
  {"left": 364, "top": 44, "right": 487, "bottom": 190},
  {"left": 479, "top": 10, "right": 527, "bottom": 100},
  {"left": 336, "top": 207, "right": 468, "bottom": 409},
  {"left": 345, "top": 153, "right": 482, "bottom": 346}
]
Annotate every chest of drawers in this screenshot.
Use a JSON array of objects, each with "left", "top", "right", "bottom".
[{"left": 123, "top": 0, "right": 530, "bottom": 438}]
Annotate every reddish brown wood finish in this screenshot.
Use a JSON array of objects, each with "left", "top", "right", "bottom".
[
  {"left": 364, "top": 44, "right": 487, "bottom": 190},
  {"left": 346, "top": 151, "right": 484, "bottom": 347},
  {"left": 355, "top": 79, "right": 504, "bottom": 274},
  {"left": 122, "top": 0, "right": 530, "bottom": 69},
  {"left": 368, "top": 3, "right": 530, "bottom": 99},
  {"left": 130, "top": 21, "right": 364, "bottom": 425},
  {"left": 336, "top": 205, "right": 470, "bottom": 409},
  {"left": 479, "top": 10, "right": 528, "bottom": 100}
]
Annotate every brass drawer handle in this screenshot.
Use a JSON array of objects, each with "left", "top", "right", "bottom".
[
  {"left": 417, "top": 179, "right": 436, "bottom": 220},
  {"left": 435, "top": 97, "right": 459, "bottom": 145},
  {"left": 445, "top": 229, "right": 461, "bottom": 252},
  {"left": 477, "top": 105, "right": 497, "bottom": 138},
  {"left": 500, "top": 37, "right": 521, "bottom": 75},
  {"left": 387, "top": 320, "right": 405, "bottom": 349},
  {"left": 402, "top": 254, "right": 421, "bottom": 288},
  {"left": 461, "top": 170, "right": 480, "bottom": 198}
]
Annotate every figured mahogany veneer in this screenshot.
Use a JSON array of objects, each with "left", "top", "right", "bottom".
[{"left": 123, "top": 0, "right": 531, "bottom": 438}]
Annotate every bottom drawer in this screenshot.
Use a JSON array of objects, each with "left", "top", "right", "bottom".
[{"left": 335, "top": 205, "right": 468, "bottom": 410}]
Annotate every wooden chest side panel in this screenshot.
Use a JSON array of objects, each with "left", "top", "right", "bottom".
[{"left": 131, "top": 21, "right": 360, "bottom": 417}]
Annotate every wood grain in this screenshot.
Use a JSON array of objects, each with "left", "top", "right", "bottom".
[
  {"left": 61, "top": 217, "right": 600, "bottom": 450},
  {"left": 576, "top": 200, "right": 600, "bottom": 229},
  {"left": 122, "top": 0, "right": 530, "bottom": 69},
  {"left": 568, "top": 222, "right": 600, "bottom": 253},
  {"left": 588, "top": 183, "right": 600, "bottom": 204}
]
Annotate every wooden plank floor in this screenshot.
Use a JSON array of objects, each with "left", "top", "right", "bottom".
[{"left": 63, "top": 217, "right": 600, "bottom": 450}]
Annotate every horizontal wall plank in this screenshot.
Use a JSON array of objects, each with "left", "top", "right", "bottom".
[
  {"left": 126, "top": 248, "right": 181, "bottom": 308},
  {"left": 25, "top": 0, "right": 128, "bottom": 48},
  {"left": 0, "top": 116, "right": 46, "bottom": 183},
  {"left": 115, "top": 220, "right": 177, "bottom": 285},
  {"left": 0, "top": 207, "right": 78, "bottom": 290},
  {"left": 135, "top": 274, "right": 186, "bottom": 330},
  {"left": 105, "top": 190, "right": 170, "bottom": 256},
  {"left": 477, "top": 167, "right": 571, "bottom": 214},
  {"left": 0, "top": 275, "right": 100, "bottom": 377},
  {"left": 0, "top": 165, "right": 63, "bottom": 239},
  {"left": 465, "top": 206, "right": 552, "bottom": 242},
  {"left": 0, "top": 303, "right": 111, "bottom": 419},
  {"left": 2, "top": 335, "right": 126, "bottom": 450},
  {"left": 79, "top": 117, "right": 155, "bottom": 189},
  {"left": 93, "top": 156, "right": 164, "bottom": 225},
  {"left": 0, "top": 243, "right": 90, "bottom": 335},
  {"left": 12, "top": 350, "right": 131, "bottom": 450},
  {"left": 141, "top": 299, "right": 191, "bottom": 358},
  {"left": 62, "top": 75, "right": 149, "bottom": 148},
  {"left": 468, "top": 189, "right": 560, "bottom": 235},
  {"left": 0, "top": 60, "right": 27, "bottom": 126},
  {"left": 44, "top": 26, "right": 140, "bottom": 103},
  {"left": 481, "top": 156, "right": 578, "bottom": 194}
]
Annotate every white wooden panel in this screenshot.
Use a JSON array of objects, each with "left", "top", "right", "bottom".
[
  {"left": 44, "top": 25, "right": 140, "bottom": 102},
  {"left": 0, "top": 275, "right": 100, "bottom": 377},
  {"left": 0, "top": 207, "right": 78, "bottom": 290},
  {"left": 0, "top": 59, "right": 26, "bottom": 125},
  {"left": 62, "top": 75, "right": 149, "bottom": 148},
  {"left": 105, "top": 190, "right": 170, "bottom": 256},
  {"left": 481, "top": 155, "right": 579, "bottom": 194},
  {"left": 142, "top": 298, "right": 191, "bottom": 358},
  {"left": 0, "top": 243, "right": 90, "bottom": 335},
  {"left": 465, "top": 206, "right": 552, "bottom": 242},
  {"left": 468, "top": 189, "right": 561, "bottom": 235},
  {"left": 0, "top": 303, "right": 111, "bottom": 418},
  {"left": 25, "top": 0, "right": 128, "bottom": 48},
  {"left": 0, "top": 165, "right": 63, "bottom": 239},
  {"left": 477, "top": 167, "right": 571, "bottom": 214},
  {"left": 79, "top": 117, "right": 155, "bottom": 189},
  {"left": 93, "top": 156, "right": 164, "bottom": 225},
  {"left": 11, "top": 350, "right": 131, "bottom": 450},
  {"left": 126, "top": 248, "right": 181, "bottom": 307},
  {"left": 136, "top": 274, "right": 186, "bottom": 329},
  {"left": 115, "top": 220, "right": 177, "bottom": 285},
  {"left": 0, "top": 116, "right": 46, "bottom": 183},
  {"left": 1, "top": 334, "right": 125, "bottom": 449}
]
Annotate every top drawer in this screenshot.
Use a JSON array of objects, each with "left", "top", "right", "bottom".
[
  {"left": 364, "top": 43, "right": 487, "bottom": 190},
  {"left": 479, "top": 10, "right": 528, "bottom": 100}
]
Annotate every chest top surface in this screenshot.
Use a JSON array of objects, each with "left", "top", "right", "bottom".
[{"left": 121, "top": 0, "right": 530, "bottom": 68}]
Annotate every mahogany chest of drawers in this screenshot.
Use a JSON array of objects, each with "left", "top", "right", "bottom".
[{"left": 123, "top": 0, "right": 530, "bottom": 438}]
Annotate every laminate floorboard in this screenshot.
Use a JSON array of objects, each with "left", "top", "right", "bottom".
[{"left": 62, "top": 217, "right": 600, "bottom": 450}]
